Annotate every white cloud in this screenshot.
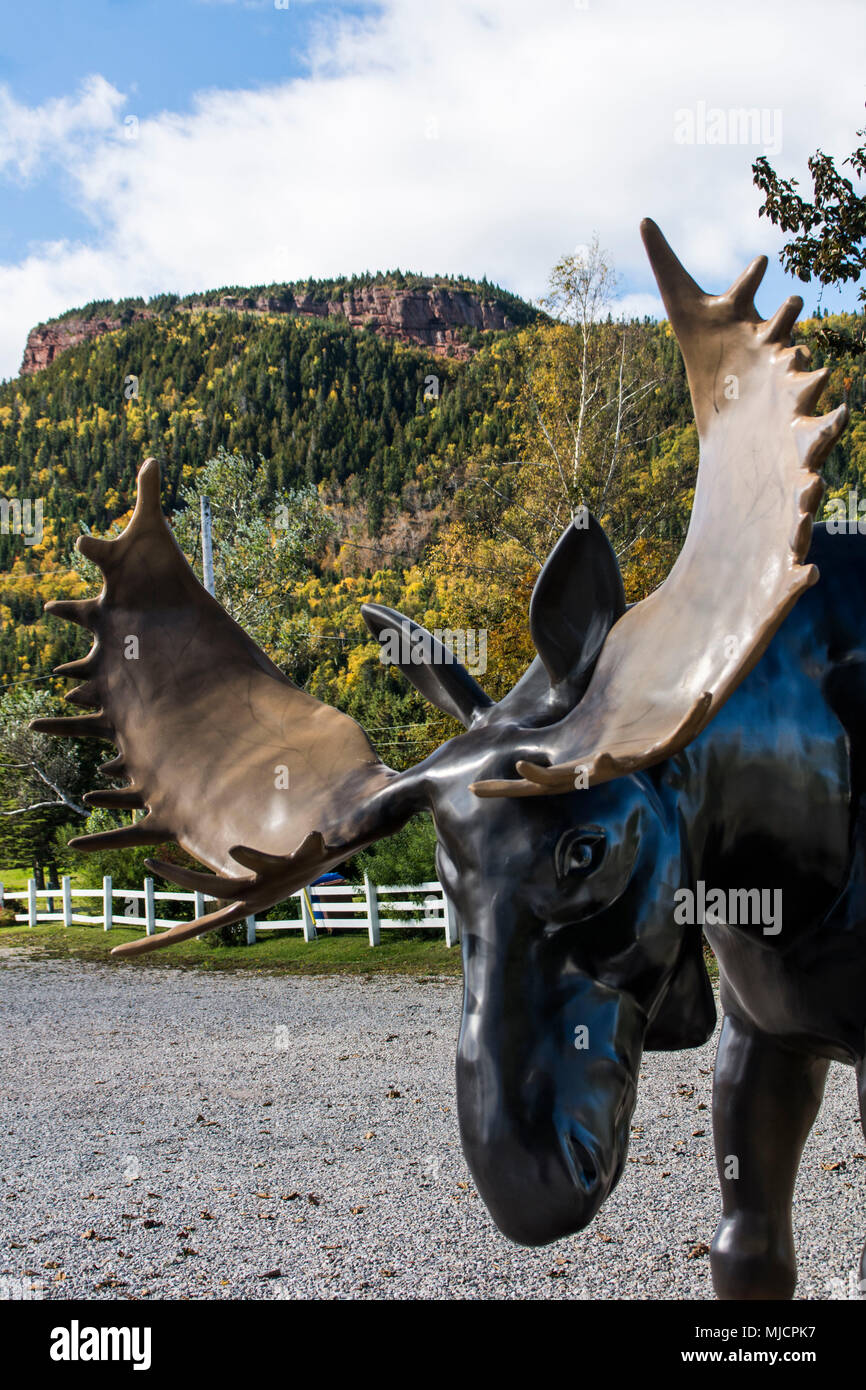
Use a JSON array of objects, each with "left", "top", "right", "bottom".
[
  {"left": 0, "top": 0, "right": 863, "bottom": 378},
  {"left": 0, "top": 75, "right": 125, "bottom": 180}
]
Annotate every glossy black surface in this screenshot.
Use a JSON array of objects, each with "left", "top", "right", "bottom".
[{"left": 376, "top": 525, "right": 866, "bottom": 1297}]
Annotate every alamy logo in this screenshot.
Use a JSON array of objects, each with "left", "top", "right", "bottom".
[
  {"left": 378, "top": 626, "right": 487, "bottom": 676},
  {"left": 826, "top": 492, "right": 866, "bottom": 533},
  {"left": 0, "top": 496, "right": 43, "bottom": 546},
  {"left": 49, "top": 1320, "right": 151, "bottom": 1371},
  {"left": 673, "top": 880, "right": 782, "bottom": 935},
  {"left": 674, "top": 102, "right": 782, "bottom": 155}
]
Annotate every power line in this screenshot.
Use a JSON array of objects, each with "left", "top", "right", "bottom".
[
  {"left": 0, "top": 673, "right": 56, "bottom": 690},
  {"left": 364, "top": 724, "right": 428, "bottom": 731}
]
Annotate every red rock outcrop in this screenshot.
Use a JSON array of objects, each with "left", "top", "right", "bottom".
[
  {"left": 249, "top": 285, "right": 518, "bottom": 358},
  {"left": 20, "top": 284, "right": 521, "bottom": 376},
  {"left": 20, "top": 312, "right": 153, "bottom": 375}
]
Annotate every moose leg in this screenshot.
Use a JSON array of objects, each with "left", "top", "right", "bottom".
[{"left": 710, "top": 1013, "right": 829, "bottom": 1300}]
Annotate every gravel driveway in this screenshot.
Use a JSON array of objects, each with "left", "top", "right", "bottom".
[{"left": 0, "top": 951, "right": 863, "bottom": 1300}]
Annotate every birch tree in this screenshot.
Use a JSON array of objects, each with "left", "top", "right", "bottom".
[{"left": 466, "top": 237, "right": 691, "bottom": 583}]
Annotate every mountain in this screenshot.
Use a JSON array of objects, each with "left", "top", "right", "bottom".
[
  {"left": 19, "top": 272, "right": 539, "bottom": 376},
  {"left": 0, "top": 279, "right": 548, "bottom": 687},
  {"left": 1, "top": 287, "right": 861, "bottom": 715},
  {"left": 2, "top": 264, "right": 861, "bottom": 887}
]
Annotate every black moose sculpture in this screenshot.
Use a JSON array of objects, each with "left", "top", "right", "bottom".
[{"left": 35, "top": 221, "right": 862, "bottom": 1300}]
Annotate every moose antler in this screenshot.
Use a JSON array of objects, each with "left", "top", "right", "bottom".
[
  {"left": 33, "top": 460, "right": 418, "bottom": 955},
  {"left": 472, "top": 219, "right": 849, "bottom": 797}
]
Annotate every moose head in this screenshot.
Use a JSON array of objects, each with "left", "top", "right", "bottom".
[{"left": 34, "top": 221, "right": 847, "bottom": 1247}]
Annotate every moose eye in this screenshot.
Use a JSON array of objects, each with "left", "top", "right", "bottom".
[
  {"left": 570, "top": 842, "right": 593, "bottom": 870},
  {"left": 555, "top": 828, "right": 606, "bottom": 879}
]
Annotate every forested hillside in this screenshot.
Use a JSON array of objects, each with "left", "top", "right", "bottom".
[{"left": 1, "top": 281, "right": 863, "bottom": 879}]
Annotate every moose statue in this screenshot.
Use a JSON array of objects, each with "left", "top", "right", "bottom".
[{"left": 35, "top": 221, "right": 863, "bottom": 1301}]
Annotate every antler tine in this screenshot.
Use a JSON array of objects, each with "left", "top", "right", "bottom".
[
  {"left": 69, "top": 814, "right": 173, "bottom": 851},
  {"left": 134, "top": 456, "right": 162, "bottom": 512},
  {"left": 31, "top": 714, "right": 114, "bottom": 740},
  {"left": 44, "top": 598, "right": 99, "bottom": 630},
  {"left": 140, "top": 835, "right": 330, "bottom": 898},
  {"left": 111, "top": 898, "right": 253, "bottom": 958},
  {"left": 77, "top": 534, "right": 117, "bottom": 567},
  {"left": 794, "top": 403, "right": 848, "bottom": 472},
  {"left": 53, "top": 654, "right": 99, "bottom": 679},
  {"left": 721, "top": 254, "right": 768, "bottom": 315},
  {"left": 65, "top": 682, "right": 101, "bottom": 708},
  {"left": 98, "top": 753, "right": 128, "bottom": 777},
  {"left": 759, "top": 295, "right": 804, "bottom": 345},
  {"left": 641, "top": 218, "right": 770, "bottom": 329},
  {"left": 228, "top": 836, "right": 328, "bottom": 873},
  {"left": 114, "top": 455, "right": 163, "bottom": 546},
  {"left": 75, "top": 456, "right": 167, "bottom": 592},
  {"left": 143, "top": 858, "right": 256, "bottom": 896},
  {"left": 84, "top": 788, "right": 147, "bottom": 810},
  {"left": 790, "top": 364, "right": 830, "bottom": 416},
  {"left": 474, "top": 220, "right": 850, "bottom": 801},
  {"left": 639, "top": 218, "right": 707, "bottom": 324},
  {"left": 111, "top": 831, "right": 340, "bottom": 956}
]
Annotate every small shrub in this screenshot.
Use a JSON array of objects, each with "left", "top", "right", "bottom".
[
  {"left": 200, "top": 920, "right": 248, "bottom": 949},
  {"left": 353, "top": 814, "right": 437, "bottom": 885}
]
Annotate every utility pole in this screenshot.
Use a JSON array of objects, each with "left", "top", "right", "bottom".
[{"left": 200, "top": 494, "right": 215, "bottom": 597}]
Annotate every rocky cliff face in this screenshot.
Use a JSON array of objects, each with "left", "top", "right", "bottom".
[
  {"left": 214, "top": 284, "right": 518, "bottom": 358},
  {"left": 20, "top": 284, "right": 521, "bottom": 376},
  {"left": 20, "top": 311, "right": 153, "bottom": 375}
]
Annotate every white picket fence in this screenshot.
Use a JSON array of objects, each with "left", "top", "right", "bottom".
[{"left": 0, "top": 874, "right": 459, "bottom": 948}]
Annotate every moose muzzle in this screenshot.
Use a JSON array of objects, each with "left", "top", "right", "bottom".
[{"left": 456, "top": 955, "right": 648, "bottom": 1246}]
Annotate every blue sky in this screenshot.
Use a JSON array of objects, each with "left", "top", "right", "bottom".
[
  {"left": 0, "top": 1, "right": 361, "bottom": 251},
  {"left": 0, "top": 0, "right": 863, "bottom": 378}
]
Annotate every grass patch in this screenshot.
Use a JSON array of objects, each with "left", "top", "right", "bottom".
[
  {"left": 0, "top": 868, "right": 38, "bottom": 892},
  {"left": 0, "top": 919, "right": 462, "bottom": 977}
]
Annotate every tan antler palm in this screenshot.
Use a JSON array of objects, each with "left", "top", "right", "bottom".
[
  {"left": 473, "top": 218, "right": 848, "bottom": 798},
  {"left": 33, "top": 460, "right": 415, "bottom": 955}
]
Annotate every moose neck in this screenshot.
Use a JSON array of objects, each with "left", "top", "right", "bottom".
[{"left": 668, "top": 598, "right": 851, "bottom": 961}]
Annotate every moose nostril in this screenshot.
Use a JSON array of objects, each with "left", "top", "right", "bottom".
[{"left": 561, "top": 1131, "right": 599, "bottom": 1193}]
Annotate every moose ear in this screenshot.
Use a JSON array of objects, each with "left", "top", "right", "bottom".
[
  {"left": 361, "top": 603, "right": 493, "bottom": 729},
  {"left": 529, "top": 513, "right": 626, "bottom": 692}
]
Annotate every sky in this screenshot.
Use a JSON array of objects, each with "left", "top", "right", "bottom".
[{"left": 0, "top": 0, "right": 863, "bottom": 380}]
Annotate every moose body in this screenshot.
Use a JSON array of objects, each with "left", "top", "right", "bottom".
[
  {"left": 37, "top": 222, "right": 860, "bottom": 1298},
  {"left": 429, "top": 523, "right": 866, "bottom": 1297}
]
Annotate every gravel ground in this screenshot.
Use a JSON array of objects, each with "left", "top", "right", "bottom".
[{"left": 0, "top": 950, "right": 863, "bottom": 1301}]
